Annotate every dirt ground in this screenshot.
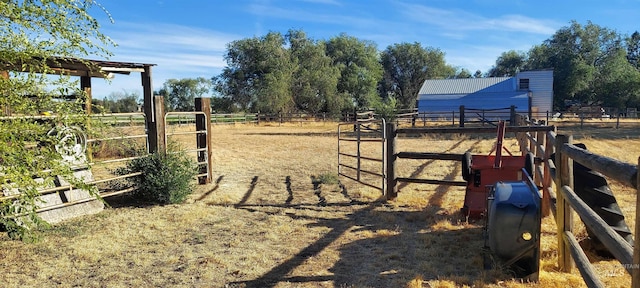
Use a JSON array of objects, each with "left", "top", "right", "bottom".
[{"left": 1, "top": 121, "right": 638, "bottom": 287}]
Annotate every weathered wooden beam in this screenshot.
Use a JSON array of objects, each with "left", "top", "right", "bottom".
[
  {"left": 385, "top": 123, "right": 397, "bottom": 200},
  {"left": 561, "top": 185, "right": 634, "bottom": 274},
  {"left": 396, "top": 125, "right": 554, "bottom": 135},
  {"left": 633, "top": 156, "right": 640, "bottom": 288},
  {"left": 556, "top": 134, "right": 574, "bottom": 272},
  {"left": 396, "top": 177, "right": 467, "bottom": 186},
  {"left": 560, "top": 143, "right": 638, "bottom": 189},
  {"left": 396, "top": 152, "right": 463, "bottom": 161},
  {"left": 563, "top": 231, "right": 606, "bottom": 288}
]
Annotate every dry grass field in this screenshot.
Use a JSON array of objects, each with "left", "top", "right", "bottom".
[{"left": 1, "top": 119, "right": 639, "bottom": 287}]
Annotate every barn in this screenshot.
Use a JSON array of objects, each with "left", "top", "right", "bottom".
[{"left": 417, "top": 70, "right": 553, "bottom": 120}]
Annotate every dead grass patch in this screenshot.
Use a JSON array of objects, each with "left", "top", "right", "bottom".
[{"left": 0, "top": 121, "right": 637, "bottom": 287}]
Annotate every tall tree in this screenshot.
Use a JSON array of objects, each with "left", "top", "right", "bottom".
[
  {"left": 488, "top": 50, "right": 526, "bottom": 77},
  {"left": 0, "top": 0, "right": 114, "bottom": 239},
  {"left": 627, "top": 31, "right": 640, "bottom": 70},
  {"left": 287, "top": 30, "right": 341, "bottom": 114},
  {"left": 326, "top": 33, "right": 382, "bottom": 110},
  {"left": 525, "top": 21, "right": 623, "bottom": 108},
  {"left": 213, "top": 32, "right": 293, "bottom": 113},
  {"left": 157, "top": 78, "right": 211, "bottom": 111},
  {"left": 594, "top": 49, "right": 640, "bottom": 109},
  {"left": 455, "top": 68, "right": 472, "bottom": 78},
  {"left": 379, "top": 42, "right": 454, "bottom": 109}
]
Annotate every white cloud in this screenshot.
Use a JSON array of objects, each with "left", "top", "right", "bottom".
[
  {"left": 398, "top": 3, "right": 559, "bottom": 36},
  {"left": 89, "top": 21, "right": 238, "bottom": 97},
  {"left": 246, "top": 3, "right": 376, "bottom": 28}
]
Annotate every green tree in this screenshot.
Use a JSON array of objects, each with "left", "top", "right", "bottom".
[
  {"left": 96, "top": 90, "right": 139, "bottom": 113},
  {"left": 473, "top": 70, "right": 483, "bottom": 78},
  {"left": 455, "top": 68, "right": 472, "bottom": 78},
  {"left": 0, "top": 0, "right": 114, "bottom": 240},
  {"left": 525, "top": 21, "right": 622, "bottom": 109},
  {"left": 594, "top": 49, "right": 640, "bottom": 109},
  {"left": 213, "top": 32, "right": 293, "bottom": 114},
  {"left": 157, "top": 78, "right": 211, "bottom": 111},
  {"left": 326, "top": 33, "right": 382, "bottom": 111},
  {"left": 287, "top": 30, "right": 341, "bottom": 114},
  {"left": 379, "top": 42, "right": 454, "bottom": 109},
  {"left": 627, "top": 31, "right": 640, "bottom": 70},
  {"left": 488, "top": 50, "right": 526, "bottom": 77}
]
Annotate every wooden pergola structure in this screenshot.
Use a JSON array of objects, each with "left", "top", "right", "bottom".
[{"left": 1, "top": 57, "right": 166, "bottom": 154}]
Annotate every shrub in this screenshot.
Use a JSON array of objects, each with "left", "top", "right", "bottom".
[{"left": 118, "top": 150, "right": 197, "bottom": 204}]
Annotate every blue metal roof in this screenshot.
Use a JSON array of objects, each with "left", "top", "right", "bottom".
[{"left": 418, "top": 77, "right": 513, "bottom": 95}]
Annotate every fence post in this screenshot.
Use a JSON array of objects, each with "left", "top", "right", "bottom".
[
  {"left": 459, "top": 105, "right": 465, "bottom": 127},
  {"left": 555, "top": 134, "right": 574, "bottom": 272},
  {"left": 195, "top": 97, "right": 212, "bottom": 184},
  {"left": 153, "top": 96, "right": 166, "bottom": 154},
  {"left": 385, "top": 122, "right": 397, "bottom": 200},
  {"left": 535, "top": 129, "right": 545, "bottom": 187},
  {"left": 356, "top": 123, "right": 361, "bottom": 181},
  {"left": 510, "top": 105, "right": 516, "bottom": 126},
  {"left": 541, "top": 127, "right": 555, "bottom": 218},
  {"left": 633, "top": 156, "right": 640, "bottom": 288}
]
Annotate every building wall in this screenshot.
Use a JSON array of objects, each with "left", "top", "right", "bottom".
[
  {"left": 417, "top": 70, "right": 553, "bottom": 120},
  {"left": 516, "top": 70, "right": 554, "bottom": 119}
]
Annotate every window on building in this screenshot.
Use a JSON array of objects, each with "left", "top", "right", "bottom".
[{"left": 519, "top": 78, "right": 530, "bottom": 90}]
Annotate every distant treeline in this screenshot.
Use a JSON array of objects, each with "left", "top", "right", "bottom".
[{"left": 149, "top": 21, "right": 640, "bottom": 115}]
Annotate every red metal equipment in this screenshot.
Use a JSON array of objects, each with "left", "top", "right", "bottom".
[{"left": 461, "top": 121, "right": 534, "bottom": 218}]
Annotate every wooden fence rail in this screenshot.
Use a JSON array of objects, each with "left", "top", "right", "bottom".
[{"left": 513, "top": 115, "right": 640, "bottom": 288}]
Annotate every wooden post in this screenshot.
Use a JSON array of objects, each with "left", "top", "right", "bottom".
[
  {"left": 81, "top": 75, "right": 92, "bottom": 161},
  {"left": 510, "top": 105, "right": 516, "bottom": 126},
  {"left": 633, "top": 156, "right": 640, "bottom": 288},
  {"left": 142, "top": 65, "right": 160, "bottom": 154},
  {"left": 385, "top": 122, "right": 397, "bottom": 200},
  {"left": 459, "top": 105, "right": 465, "bottom": 127},
  {"left": 154, "top": 96, "right": 166, "bottom": 154},
  {"left": 555, "top": 134, "right": 574, "bottom": 272},
  {"left": 541, "top": 128, "right": 553, "bottom": 217},
  {"left": 535, "top": 129, "right": 545, "bottom": 186},
  {"left": 195, "top": 97, "right": 213, "bottom": 184},
  {"left": 356, "top": 123, "right": 361, "bottom": 181}
]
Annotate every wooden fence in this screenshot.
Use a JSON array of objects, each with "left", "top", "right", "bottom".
[
  {"left": 348, "top": 115, "right": 640, "bottom": 287},
  {"left": 512, "top": 115, "right": 640, "bottom": 287}
]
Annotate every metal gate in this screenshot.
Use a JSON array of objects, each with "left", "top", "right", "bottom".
[
  {"left": 337, "top": 118, "right": 386, "bottom": 193},
  {"left": 164, "top": 111, "right": 212, "bottom": 183}
]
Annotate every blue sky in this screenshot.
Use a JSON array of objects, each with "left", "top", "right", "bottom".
[{"left": 88, "top": 0, "right": 640, "bottom": 99}]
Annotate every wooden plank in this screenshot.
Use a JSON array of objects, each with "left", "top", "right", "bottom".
[
  {"left": 633, "top": 156, "right": 640, "bottom": 288},
  {"left": 396, "top": 152, "right": 463, "bottom": 161},
  {"left": 563, "top": 231, "right": 606, "bottom": 288},
  {"left": 385, "top": 123, "right": 397, "bottom": 200},
  {"left": 396, "top": 125, "right": 555, "bottom": 135},
  {"left": 153, "top": 96, "right": 166, "bottom": 154},
  {"left": 561, "top": 185, "right": 634, "bottom": 274},
  {"left": 556, "top": 134, "right": 573, "bottom": 272},
  {"left": 396, "top": 177, "right": 467, "bottom": 186},
  {"left": 560, "top": 143, "right": 638, "bottom": 189}
]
